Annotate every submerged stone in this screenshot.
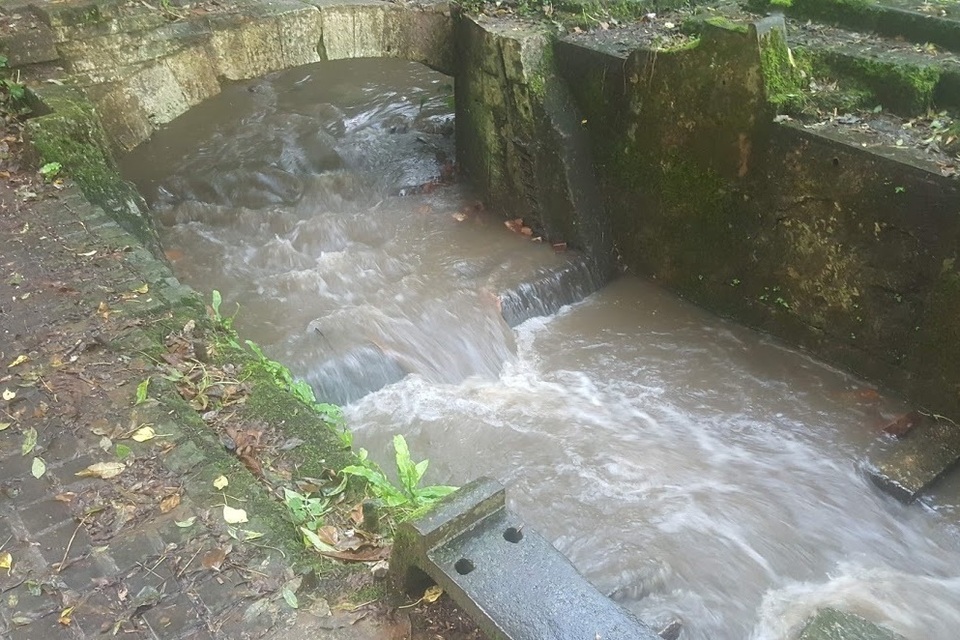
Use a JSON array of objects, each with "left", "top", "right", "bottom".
[
  {"left": 868, "top": 416, "right": 960, "bottom": 502},
  {"left": 798, "top": 608, "right": 905, "bottom": 640}
]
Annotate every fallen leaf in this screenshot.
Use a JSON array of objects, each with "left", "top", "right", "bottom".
[
  {"left": 282, "top": 586, "right": 299, "bottom": 609},
  {"left": 99, "top": 436, "right": 112, "bottom": 451},
  {"left": 0, "top": 552, "right": 12, "bottom": 574},
  {"left": 159, "top": 494, "right": 180, "bottom": 513},
  {"left": 54, "top": 492, "right": 76, "bottom": 503},
  {"left": 75, "top": 462, "right": 125, "bottom": 479},
  {"left": 31, "top": 457, "right": 46, "bottom": 479},
  {"left": 132, "top": 284, "right": 149, "bottom": 295},
  {"left": 7, "top": 355, "right": 28, "bottom": 368},
  {"left": 77, "top": 250, "right": 97, "bottom": 257},
  {"left": 131, "top": 426, "right": 156, "bottom": 442},
  {"left": 0, "top": 422, "right": 10, "bottom": 431},
  {"left": 213, "top": 475, "right": 229, "bottom": 490},
  {"left": 175, "top": 516, "right": 197, "bottom": 528},
  {"left": 21, "top": 428, "right": 37, "bottom": 455},
  {"left": 222, "top": 505, "right": 248, "bottom": 524},
  {"left": 58, "top": 606, "right": 74, "bottom": 626},
  {"left": 201, "top": 546, "right": 229, "bottom": 571},
  {"left": 2, "top": 388, "right": 16, "bottom": 401},
  {"left": 226, "top": 527, "right": 263, "bottom": 541},
  {"left": 423, "top": 585, "right": 443, "bottom": 604}
]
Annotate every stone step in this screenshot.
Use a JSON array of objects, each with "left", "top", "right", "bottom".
[
  {"left": 788, "top": 20, "right": 960, "bottom": 116},
  {"left": 750, "top": 0, "right": 960, "bottom": 54},
  {"left": 867, "top": 412, "right": 960, "bottom": 502}
]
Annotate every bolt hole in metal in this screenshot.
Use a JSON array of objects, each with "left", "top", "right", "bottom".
[
  {"left": 455, "top": 558, "right": 476, "bottom": 575},
  {"left": 503, "top": 526, "right": 524, "bottom": 543}
]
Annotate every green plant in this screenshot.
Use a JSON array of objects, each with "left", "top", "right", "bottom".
[
  {"left": 341, "top": 435, "right": 457, "bottom": 510},
  {"left": 283, "top": 476, "right": 346, "bottom": 530},
  {"left": 39, "top": 162, "right": 62, "bottom": 182},
  {"left": 0, "top": 55, "right": 26, "bottom": 105}
]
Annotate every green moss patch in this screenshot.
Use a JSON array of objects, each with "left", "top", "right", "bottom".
[{"left": 24, "top": 85, "right": 158, "bottom": 250}]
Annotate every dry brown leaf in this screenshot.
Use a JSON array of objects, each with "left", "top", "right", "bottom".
[
  {"left": 422, "top": 585, "right": 443, "bottom": 604},
  {"left": 201, "top": 547, "right": 228, "bottom": 571},
  {"left": 159, "top": 494, "right": 181, "bottom": 513},
  {"left": 58, "top": 606, "right": 74, "bottom": 626},
  {"left": 75, "top": 462, "right": 125, "bottom": 479}
]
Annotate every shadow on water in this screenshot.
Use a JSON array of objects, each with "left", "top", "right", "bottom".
[{"left": 122, "top": 58, "right": 960, "bottom": 640}]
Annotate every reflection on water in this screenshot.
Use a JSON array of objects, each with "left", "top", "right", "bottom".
[{"left": 123, "top": 58, "right": 960, "bottom": 640}]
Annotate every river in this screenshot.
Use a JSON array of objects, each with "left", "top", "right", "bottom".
[{"left": 121, "top": 58, "right": 960, "bottom": 640}]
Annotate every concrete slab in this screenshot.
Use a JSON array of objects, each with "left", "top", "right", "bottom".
[{"left": 391, "top": 477, "right": 662, "bottom": 640}]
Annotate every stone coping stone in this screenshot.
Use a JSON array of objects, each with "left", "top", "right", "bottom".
[
  {"left": 391, "top": 477, "right": 662, "bottom": 640},
  {"left": 799, "top": 608, "right": 906, "bottom": 640}
]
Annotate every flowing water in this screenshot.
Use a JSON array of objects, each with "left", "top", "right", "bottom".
[{"left": 122, "top": 59, "right": 960, "bottom": 640}]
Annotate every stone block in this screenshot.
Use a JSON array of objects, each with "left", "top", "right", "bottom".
[
  {"left": 0, "top": 13, "right": 59, "bottom": 66},
  {"left": 33, "top": 517, "right": 93, "bottom": 566},
  {"left": 390, "top": 477, "right": 661, "bottom": 640},
  {"left": 868, "top": 418, "right": 960, "bottom": 502},
  {"left": 18, "top": 498, "right": 74, "bottom": 535},
  {"left": 108, "top": 530, "right": 166, "bottom": 573}
]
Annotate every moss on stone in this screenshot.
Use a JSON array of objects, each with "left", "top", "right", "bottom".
[
  {"left": 703, "top": 16, "right": 749, "bottom": 34},
  {"left": 810, "top": 51, "right": 940, "bottom": 115},
  {"left": 758, "top": 28, "right": 809, "bottom": 112},
  {"left": 24, "top": 87, "right": 158, "bottom": 250}
]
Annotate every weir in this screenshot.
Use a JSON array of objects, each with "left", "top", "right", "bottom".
[{"left": 5, "top": 0, "right": 960, "bottom": 638}]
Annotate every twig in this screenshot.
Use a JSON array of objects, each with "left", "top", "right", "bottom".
[
  {"left": 0, "top": 535, "right": 12, "bottom": 552},
  {"left": 177, "top": 547, "right": 203, "bottom": 578},
  {"left": 56, "top": 521, "right": 84, "bottom": 573},
  {"left": 344, "top": 598, "right": 379, "bottom": 612}
]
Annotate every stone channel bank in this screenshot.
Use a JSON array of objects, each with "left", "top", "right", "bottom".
[{"left": 3, "top": 0, "right": 960, "bottom": 637}]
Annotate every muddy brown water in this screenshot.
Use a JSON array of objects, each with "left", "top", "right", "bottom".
[{"left": 122, "top": 59, "right": 960, "bottom": 640}]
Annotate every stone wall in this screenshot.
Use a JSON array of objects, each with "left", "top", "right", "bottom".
[{"left": 551, "top": 20, "right": 960, "bottom": 418}]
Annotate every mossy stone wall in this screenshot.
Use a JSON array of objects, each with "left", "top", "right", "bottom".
[{"left": 547, "top": 19, "right": 960, "bottom": 418}]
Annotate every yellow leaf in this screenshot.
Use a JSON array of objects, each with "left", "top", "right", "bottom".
[
  {"left": 31, "top": 457, "right": 46, "bottom": 479},
  {"left": 2, "top": 389, "right": 15, "bottom": 401},
  {"left": 0, "top": 552, "right": 12, "bottom": 574},
  {"left": 423, "top": 585, "right": 443, "bottom": 604},
  {"left": 0, "top": 422, "right": 10, "bottom": 431},
  {"left": 7, "top": 355, "right": 28, "bottom": 368},
  {"left": 222, "top": 505, "right": 248, "bottom": 524},
  {"left": 58, "top": 606, "right": 74, "bottom": 626},
  {"left": 213, "top": 475, "right": 229, "bottom": 490},
  {"left": 75, "top": 462, "right": 125, "bottom": 479},
  {"left": 131, "top": 426, "right": 156, "bottom": 442},
  {"left": 132, "top": 284, "right": 149, "bottom": 294}
]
